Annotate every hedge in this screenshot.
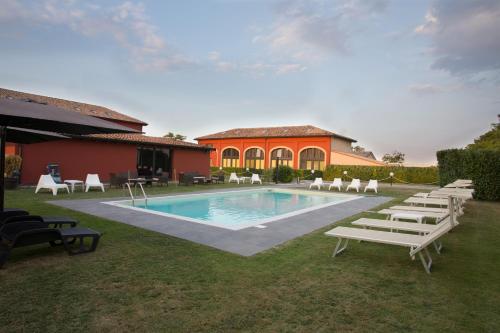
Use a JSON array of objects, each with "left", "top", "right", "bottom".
[
  {"left": 212, "top": 165, "right": 439, "bottom": 185},
  {"left": 322, "top": 165, "right": 438, "bottom": 184},
  {"left": 437, "top": 149, "right": 500, "bottom": 201}
]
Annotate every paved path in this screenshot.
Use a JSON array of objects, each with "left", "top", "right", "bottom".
[{"left": 49, "top": 188, "right": 391, "bottom": 256}]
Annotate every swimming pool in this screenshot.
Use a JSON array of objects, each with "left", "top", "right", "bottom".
[{"left": 104, "top": 188, "right": 361, "bottom": 230}]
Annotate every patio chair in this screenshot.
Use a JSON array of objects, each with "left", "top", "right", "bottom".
[
  {"left": 364, "top": 179, "right": 378, "bottom": 193},
  {"left": 35, "top": 174, "right": 70, "bottom": 196},
  {"left": 85, "top": 174, "right": 105, "bottom": 192},
  {"left": 229, "top": 173, "right": 240, "bottom": 184},
  {"left": 328, "top": 178, "right": 343, "bottom": 191},
  {"left": 309, "top": 178, "right": 324, "bottom": 190},
  {"left": 346, "top": 179, "right": 361, "bottom": 192},
  {"left": 325, "top": 218, "right": 453, "bottom": 274},
  {"left": 0, "top": 219, "right": 101, "bottom": 268},
  {"left": 251, "top": 173, "right": 262, "bottom": 184}
]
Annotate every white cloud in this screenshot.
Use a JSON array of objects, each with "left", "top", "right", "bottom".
[
  {"left": 0, "top": 0, "right": 192, "bottom": 72},
  {"left": 253, "top": 0, "right": 389, "bottom": 65},
  {"left": 408, "top": 83, "right": 461, "bottom": 96}
]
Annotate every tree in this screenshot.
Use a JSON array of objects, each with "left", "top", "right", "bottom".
[
  {"left": 163, "top": 132, "right": 187, "bottom": 141},
  {"left": 467, "top": 116, "right": 500, "bottom": 150},
  {"left": 382, "top": 151, "right": 405, "bottom": 165},
  {"left": 352, "top": 145, "right": 365, "bottom": 153}
]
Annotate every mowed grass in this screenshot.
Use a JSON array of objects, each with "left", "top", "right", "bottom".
[{"left": 1, "top": 185, "right": 499, "bottom": 332}]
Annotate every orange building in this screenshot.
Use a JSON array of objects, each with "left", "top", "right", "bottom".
[{"left": 195, "top": 125, "right": 385, "bottom": 170}]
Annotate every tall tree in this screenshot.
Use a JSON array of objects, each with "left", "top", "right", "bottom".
[
  {"left": 382, "top": 151, "right": 405, "bottom": 165},
  {"left": 163, "top": 132, "right": 186, "bottom": 141},
  {"left": 467, "top": 116, "right": 500, "bottom": 150}
]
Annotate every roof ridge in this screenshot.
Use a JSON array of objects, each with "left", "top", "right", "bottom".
[{"left": 0, "top": 87, "right": 147, "bottom": 125}]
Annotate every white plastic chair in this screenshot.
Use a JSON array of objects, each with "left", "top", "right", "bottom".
[
  {"left": 229, "top": 172, "right": 240, "bottom": 184},
  {"left": 328, "top": 178, "right": 343, "bottom": 191},
  {"left": 309, "top": 178, "right": 324, "bottom": 190},
  {"left": 35, "top": 174, "right": 70, "bottom": 196},
  {"left": 364, "top": 179, "right": 378, "bottom": 193},
  {"left": 346, "top": 179, "right": 361, "bottom": 192},
  {"left": 251, "top": 173, "right": 262, "bottom": 184},
  {"left": 85, "top": 174, "right": 105, "bottom": 192}
]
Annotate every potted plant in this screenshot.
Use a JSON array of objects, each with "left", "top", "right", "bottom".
[{"left": 4, "top": 155, "right": 22, "bottom": 190}]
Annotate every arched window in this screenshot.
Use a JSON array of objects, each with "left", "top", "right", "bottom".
[
  {"left": 300, "top": 148, "right": 325, "bottom": 170},
  {"left": 244, "top": 148, "right": 265, "bottom": 169},
  {"left": 270, "top": 148, "right": 293, "bottom": 168},
  {"left": 222, "top": 148, "right": 239, "bottom": 167}
]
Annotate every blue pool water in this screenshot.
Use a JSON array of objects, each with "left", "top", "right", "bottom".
[{"left": 111, "top": 188, "right": 359, "bottom": 230}]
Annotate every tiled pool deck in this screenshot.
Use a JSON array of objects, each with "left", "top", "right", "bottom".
[{"left": 49, "top": 187, "right": 391, "bottom": 256}]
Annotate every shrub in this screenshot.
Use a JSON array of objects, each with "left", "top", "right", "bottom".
[
  {"left": 5, "top": 155, "right": 22, "bottom": 177},
  {"left": 437, "top": 149, "right": 500, "bottom": 201},
  {"left": 272, "top": 165, "right": 294, "bottom": 183}
]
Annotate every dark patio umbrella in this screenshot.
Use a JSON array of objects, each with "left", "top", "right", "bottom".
[{"left": 0, "top": 98, "right": 141, "bottom": 211}]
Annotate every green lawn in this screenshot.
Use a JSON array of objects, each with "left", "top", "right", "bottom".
[{"left": 1, "top": 185, "right": 499, "bottom": 332}]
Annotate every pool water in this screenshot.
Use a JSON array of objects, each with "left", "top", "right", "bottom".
[{"left": 106, "top": 188, "right": 360, "bottom": 230}]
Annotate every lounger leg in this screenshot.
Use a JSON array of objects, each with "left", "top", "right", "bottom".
[
  {"left": 433, "top": 240, "right": 442, "bottom": 254},
  {"left": 332, "top": 238, "right": 349, "bottom": 257},
  {"left": 0, "top": 244, "right": 11, "bottom": 268},
  {"left": 417, "top": 248, "right": 433, "bottom": 274}
]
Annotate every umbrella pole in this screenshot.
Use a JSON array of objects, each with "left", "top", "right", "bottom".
[{"left": 0, "top": 126, "right": 5, "bottom": 211}]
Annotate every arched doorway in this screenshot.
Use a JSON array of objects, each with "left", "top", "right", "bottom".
[
  {"left": 221, "top": 148, "right": 239, "bottom": 167},
  {"left": 270, "top": 148, "right": 293, "bottom": 168},
  {"left": 244, "top": 148, "right": 265, "bottom": 169},
  {"left": 299, "top": 148, "right": 325, "bottom": 170}
]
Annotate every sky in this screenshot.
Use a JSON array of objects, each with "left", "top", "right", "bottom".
[{"left": 0, "top": 0, "right": 499, "bottom": 165}]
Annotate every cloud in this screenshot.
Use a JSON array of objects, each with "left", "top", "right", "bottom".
[
  {"left": 0, "top": 0, "right": 192, "bottom": 72},
  {"left": 253, "top": 0, "right": 389, "bottom": 64},
  {"left": 207, "top": 51, "right": 305, "bottom": 76},
  {"left": 415, "top": 0, "right": 500, "bottom": 77},
  {"left": 408, "top": 83, "right": 445, "bottom": 95}
]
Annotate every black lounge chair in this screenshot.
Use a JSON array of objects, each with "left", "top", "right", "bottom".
[
  {"left": 0, "top": 218, "right": 101, "bottom": 268},
  {"left": 1, "top": 209, "right": 78, "bottom": 228},
  {"left": 3, "top": 215, "right": 78, "bottom": 228}
]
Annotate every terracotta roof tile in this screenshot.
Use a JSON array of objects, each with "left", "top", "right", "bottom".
[
  {"left": 0, "top": 87, "right": 146, "bottom": 125},
  {"left": 195, "top": 125, "right": 356, "bottom": 142},
  {"left": 85, "top": 133, "right": 211, "bottom": 150}
]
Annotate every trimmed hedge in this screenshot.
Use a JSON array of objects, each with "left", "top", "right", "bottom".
[
  {"left": 437, "top": 149, "right": 500, "bottom": 201},
  {"left": 322, "top": 165, "right": 439, "bottom": 184}
]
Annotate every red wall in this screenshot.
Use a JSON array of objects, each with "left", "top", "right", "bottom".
[
  {"left": 20, "top": 139, "right": 137, "bottom": 185},
  {"left": 171, "top": 149, "right": 211, "bottom": 180},
  {"left": 198, "top": 136, "right": 332, "bottom": 169}
]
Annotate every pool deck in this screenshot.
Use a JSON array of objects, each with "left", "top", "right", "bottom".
[{"left": 49, "top": 188, "right": 391, "bottom": 256}]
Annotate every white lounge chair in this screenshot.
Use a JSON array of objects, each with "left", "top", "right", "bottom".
[
  {"left": 251, "top": 173, "right": 262, "bottom": 184},
  {"left": 229, "top": 172, "right": 240, "bottom": 184},
  {"left": 309, "top": 178, "right": 324, "bottom": 190},
  {"left": 364, "top": 179, "right": 378, "bottom": 193},
  {"left": 325, "top": 219, "right": 453, "bottom": 273},
  {"left": 35, "top": 174, "right": 70, "bottom": 196},
  {"left": 346, "top": 179, "right": 361, "bottom": 192},
  {"left": 378, "top": 209, "right": 448, "bottom": 223},
  {"left": 328, "top": 178, "right": 343, "bottom": 191},
  {"left": 85, "top": 174, "right": 105, "bottom": 192}
]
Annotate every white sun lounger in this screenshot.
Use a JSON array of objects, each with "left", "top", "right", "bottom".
[
  {"left": 378, "top": 209, "right": 448, "bottom": 223},
  {"left": 85, "top": 174, "right": 105, "bottom": 192},
  {"left": 351, "top": 216, "right": 454, "bottom": 254},
  {"left": 325, "top": 219, "right": 453, "bottom": 273},
  {"left": 389, "top": 205, "right": 449, "bottom": 214},
  {"left": 414, "top": 191, "right": 472, "bottom": 200},
  {"left": 328, "top": 178, "right": 343, "bottom": 191},
  {"left": 404, "top": 197, "right": 449, "bottom": 207},
  {"left": 251, "top": 173, "right": 262, "bottom": 184},
  {"left": 229, "top": 172, "right": 240, "bottom": 184},
  {"left": 309, "top": 178, "right": 324, "bottom": 190},
  {"left": 364, "top": 179, "right": 378, "bottom": 193},
  {"left": 35, "top": 174, "right": 70, "bottom": 196},
  {"left": 346, "top": 179, "right": 361, "bottom": 192}
]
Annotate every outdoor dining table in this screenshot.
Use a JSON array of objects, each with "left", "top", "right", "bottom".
[
  {"left": 64, "top": 179, "right": 84, "bottom": 193},
  {"left": 193, "top": 176, "right": 206, "bottom": 184},
  {"left": 239, "top": 176, "right": 251, "bottom": 183}
]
